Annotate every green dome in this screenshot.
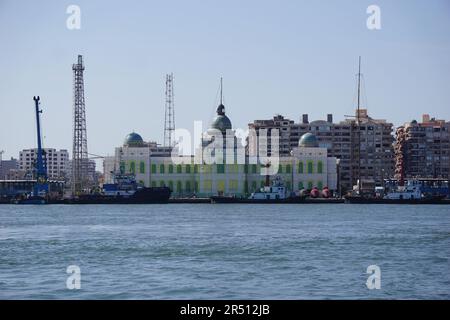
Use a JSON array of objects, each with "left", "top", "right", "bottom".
[
  {"left": 124, "top": 132, "right": 144, "bottom": 146},
  {"left": 209, "top": 104, "right": 232, "bottom": 133},
  {"left": 299, "top": 133, "right": 319, "bottom": 148}
]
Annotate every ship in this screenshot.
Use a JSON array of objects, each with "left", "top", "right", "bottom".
[
  {"left": 61, "top": 174, "right": 171, "bottom": 204},
  {"left": 345, "top": 179, "right": 449, "bottom": 204}
]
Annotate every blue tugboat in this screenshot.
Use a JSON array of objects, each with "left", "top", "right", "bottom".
[{"left": 66, "top": 174, "right": 171, "bottom": 204}]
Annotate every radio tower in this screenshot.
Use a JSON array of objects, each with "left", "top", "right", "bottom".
[
  {"left": 72, "top": 55, "right": 88, "bottom": 195},
  {"left": 164, "top": 73, "right": 175, "bottom": 147}
]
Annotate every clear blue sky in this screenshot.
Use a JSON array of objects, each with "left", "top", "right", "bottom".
[{"left": 1, "top": 0, "right": 449, "bottom": 160}]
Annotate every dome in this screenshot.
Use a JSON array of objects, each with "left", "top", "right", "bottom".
[
  {"left": 124, "top": 132, "right": 144, "bottom": 146},
  {"left": 299, "top": 133, "right": 319, "bottom": 148},
  {"left": 209, "top": 104, "right": 232, "bottom": 133}
]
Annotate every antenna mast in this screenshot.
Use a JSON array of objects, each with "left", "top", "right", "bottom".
[
  {"left": 356, "top": 56, "right": 362, "bottom": 194},
  {"left": 72, "top": 55, "right": 89, "bottom": 196},
  {"left": 164, "top": 73, "right": 175, "bottom": 147}
]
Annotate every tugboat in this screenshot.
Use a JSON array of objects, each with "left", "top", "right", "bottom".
[
  {"left": 66, "top": 174, "right": 171, "bottom": 204},
  {"left": 211, "top": 177, "right": 302, "bottom": 203}
]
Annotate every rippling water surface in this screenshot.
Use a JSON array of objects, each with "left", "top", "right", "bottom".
[{"left": 0, "top": 204, "right": 449, "bottom": 299}]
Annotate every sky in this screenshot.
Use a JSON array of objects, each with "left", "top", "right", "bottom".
[{"left": 1, "top": 0, "right": 450, "bottom": 161}]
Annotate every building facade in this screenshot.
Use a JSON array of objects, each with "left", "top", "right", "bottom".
[
  {"left": 249, "top": 109, "right": 394, "bottom": 192},
  {"left": 0, "top": 157, "right": 19, "bottom": 179},
  {"left": 105, "top": 105, "right": 338, "bottom": 197},
  {"left": 396, "top": 114, "right": 450, "bottom": 179},
  {"left": 19, "top": 148, "right": 70, "bottom": 180}
]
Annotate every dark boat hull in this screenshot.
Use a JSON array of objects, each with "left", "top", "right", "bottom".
[
  {"left": 210, "top": 196, "right": 344, "bottom": 204},
  {"left": 345, "top": 196, "right": 449, "bottom": 204},
  {"left": 62, "top": 187, "right": 171, "bottom": 204}
]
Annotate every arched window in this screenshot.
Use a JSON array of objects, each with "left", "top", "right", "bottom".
[
  {"left": 317, "top": 161, "right": 323, "bottom": 174},
  {"left": 185, "top": 181, "right": 191, "bottom": 192},
  {"left": 168, "top": 164, "right": 174, "bottom": 174},
  {"left": 139, "top": 161, "right": 145, "bottom": 174},
  {"left": 298, "top": 162, "right": 303, "bottom": 174},
  {"left": 120, "top": 161, "right": 125, "bottom": 174},
  {"left": 185, "top": 164, "right": 191, "bottom": 174},
  {"left": 285, "top": 164, "right": 291, "bottom": 174},
  {"left": 194, "top": 181, "right": 199, "bottom": 192},
  {"left": 194, "top": 165, "right": 199, "bottom": 174},
  {"left": 176, "top": 181, "right": 182, "bottom": 193},
  {"left": 130, "top": 161, "right": 136, "bottom": 174},
  {"left": 151, "top": 164, "right": 157, "bottom": 173},
  {"left": 159, "top": 164, "right": 165, "bottom": 174},
  {"left": 307, "top": 161, "right": 313, "bottom": 174},
  {"left": 168, "top": 181, "right": 174, "bottom": 191},
  {"left": 177, "top": 164, "right": 182, "bottom": 174}
]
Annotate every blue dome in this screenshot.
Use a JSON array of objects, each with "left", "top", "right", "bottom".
[
  {"left": 124, "top": 132, "right": 144, "bottom": 146},
  {"left": 299, "top": 133, "right": 319, "bottom": 148}
]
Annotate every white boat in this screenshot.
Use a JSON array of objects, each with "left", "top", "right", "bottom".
[{"left": 249, "top": 178, "right": 287, "bottom": 200}]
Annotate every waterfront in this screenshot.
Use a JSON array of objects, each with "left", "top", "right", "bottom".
[{"left": 0, "top": 204, "right": 449, "bottom": 299}]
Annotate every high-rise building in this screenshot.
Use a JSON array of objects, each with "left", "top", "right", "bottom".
[
  {"left": 396, "top": 114, "right": 450, "bottom": 179},
  {"left": 249, "top": 109, "right": 394, "bottom": 192},
  {"left": 18, "top": 149, "right": 70, "bottom": 180},
  {"left": 0, "top": 157, "right": 19, "bottom": 179}
]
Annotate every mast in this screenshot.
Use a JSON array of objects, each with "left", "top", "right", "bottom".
[
  {"left": 356, "top": 56, "right": 362, "bottom": 194},
  {"left": 220, "top": 77, "right": 223, "bottom": 105}
]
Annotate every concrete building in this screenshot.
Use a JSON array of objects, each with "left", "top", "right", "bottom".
[
  {"left": 19, "top": 148, "right": 70, "bottom": 180},
  {"left": 249, "top": 109, "right": 394, "bottom": 192},
  {"left": 0, "top": 157, "right": 19, "bottom": 179},
  {"left": 396, "top": 114, "right": 450, "bottom": 178}
]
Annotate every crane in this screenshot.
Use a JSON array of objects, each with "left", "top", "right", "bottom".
[{"left": 32, "top": 96, "right": 49, "bottom": 198}]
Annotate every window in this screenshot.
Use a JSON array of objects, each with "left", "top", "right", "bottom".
[
  {"left": 285, "top": 164, "right": 291, "bottom": 173},
  {"left": 278, "top": 165, "right": 283, "bottom": 174},
  {"left": 252, "top": 164, "right": 257, "bottom": 174},
  {"left": 193, "top": 164, "right": 198, "bottom": 174},
  {"left": 168, "top": 164, "right": 174, "bottom": 174},
  {"left": 308, "top": 181, "right": 313, "bottom": 189},
  {"left": 298, "top": 162, "right": 303, "bottom": 173},
  {"left": 139, "top": 161, "right": 145, "bottom": 174},
  {"left": 298, "top": 181, "right": 304, "bottom": 190},
  {"left": 317, "top": 161, "right": 323, "bottom": 174},
  {"left": 151, "top": 164, "right": 157, "bottom": 174},
  {"left": 185, "top": 164, "right": 191, "bottom": 174},
  {"left": 229, "top": 180, "right": 238, "bottom": 191},
  {"left": 159, "top": 164, "right": 165, "bottom": 174},
  {"left": 217, "top": 164, "right": 225, "bottom": 174},
  {"left": 130, "top": 161, "right": 136, "bottom": 174},
  {"left": 185, "top": 181, "right": 191, "bottom": 192},
  {"left": 217, "top": 180, "right": 225, "bottom": 192},
  {"left": 168, "top": 181, "right": 174, "bottom": 190},
  {"left": 120, "top": 161, "right": 125, "bottom": 174},
  {"left": 194, "top": 181, "right": 199, "bottom": 192},
  {"left": 203, "top": 180, "right": 212, "bottom": 190},
  {"left": 176, "top": 164, "right": 182, "bottom": 174},
  {"left": 317, "top": 181, "right": 323, "bottom": 189},
  {"left": 307, "top": 161, "right": 313, "bottom": 174},
  {"left": 176, "top": 181, "right": 182, "bottom": 193}
]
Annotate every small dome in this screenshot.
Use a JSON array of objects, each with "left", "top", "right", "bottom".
[
  {"left": 209, "top": 104, "right": 232, "bottom": 132},
  {"left": 124, "top": 132, "right": 144, "bottom": 146},
  {"left": 299, "top": 133, "right": 319, "bottom": 148}
]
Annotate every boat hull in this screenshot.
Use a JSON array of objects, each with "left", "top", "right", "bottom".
[
  {"left": 62, "top": 187, "right": 171, "bottom": 204},
  {"left": 345, "top": 196, "right": 449, "bottom": 204},
  {"left": 210, "top": 196, "right": 344, "bottom": 204}
]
